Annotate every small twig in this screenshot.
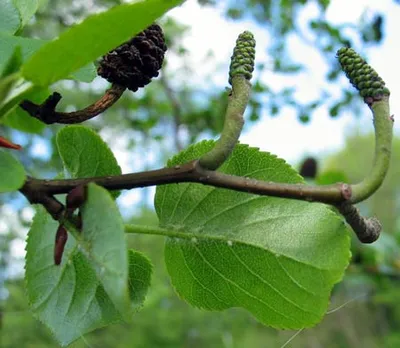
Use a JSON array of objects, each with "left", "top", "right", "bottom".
[
  {"left": 199, "top": 76, "right": 250, "bottom": 170},
  {"left": 20, "top": 181, "right": 64, "bottom": 219},
  {"left": 199, "top": 31, "right": 255, "bottom": 170},
  {"left": 350, "top": 97, "right": 392, "bottom": 203},
  {"left": 337, "top": 203, "right": 381, "bottom": 243},
  {"left": 19, "top": 84, "right": 126, "bottom": 124}
]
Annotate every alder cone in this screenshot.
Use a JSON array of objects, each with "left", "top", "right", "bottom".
[{"left": 97, "top": 24, "right": 167, "bottom": 92}]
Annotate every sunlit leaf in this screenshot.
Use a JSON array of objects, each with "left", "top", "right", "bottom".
[
  {"left": 155, "top": 141, "right": 351, "bottom": 329},
  {"left": 0, "top": 149, "right": 25, "bottom": 192}
]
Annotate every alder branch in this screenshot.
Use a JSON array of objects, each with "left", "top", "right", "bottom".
[
  {"left": 19, "top": 159, "right": 378, "bottom": 243},
  {"left": 20, "top": 160, "right": 352, "bottom": 204},
  {"left": 19, "top": 84, "right": 126, "bottom": 124}
]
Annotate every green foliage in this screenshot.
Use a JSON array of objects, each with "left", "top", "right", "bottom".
[
  {"left": 78, "top": 183, "right": 131, "bottom": 318},
  {"left": 155, "top": 141, "right": 351, "bottom": 328},
  {"left": 0, "top": 34, "right": 96, "bottom": 83},
  {"left": 0, "top": 0, "right": 20, "bottom": 34},
  {"left": 13, "top": 0, "right": 40, "bottom": 29},
  {"left": 1, "top": 0, "right": 395, "bottom": 345},
  {"left": 56, "top": 126, "right": 121, "bottom": 197},
  {"left": 26, "top": 206, "right": 122, "bottom": 346},
  {"left": 0, "top": 46, "right": 22, "bottom": 109},
  {"left": 0, "top": 149, "right": 26, "bottom": 192},
  {"left": 22, "top": 0, "right": 184, "bottom": 86},
  {"left": 0, "top": 33, "right": 95, "bottom": 120},
  {"left": 25, "top": 185, "right": 153, "bottom": 346},
  {"left": 127, "top": 249, "right": 153, "bottom": 308},
  {"left": 3, "top": 87, "right": 48, "bottom": 133}
]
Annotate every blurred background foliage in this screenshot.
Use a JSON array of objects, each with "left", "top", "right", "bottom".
[{"left": 1, "top": 0, "right": 400, "bottom": 347}]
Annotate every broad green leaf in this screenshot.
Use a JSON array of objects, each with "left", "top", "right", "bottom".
[
  {"left": 21, "top": 0, "right": 184, "bottom": 86},
  {"left": 12, "top": 0, "right": 39, "bottom": 29},
  {"left": 0, "top": 0, "right": 20, "bottom": 34},
  {"left": 1, "top": 46, "right": 22, "bottom": 78},
  {"left": 127, "top": 249, "right": 153, "bottom": 308},
  {"left": 155, "top": 141, "right": 351, "bottom": 329},
  {"left": 25, "top": 188, "right": 152, "bottom": 346},
  {"left": 0, "top": 149, "right": 25, "bottom": 192},
  {"left": 0, "top": 46, "right": 22, "bottom": 106},
  {"left": 56, "top": 126, "right": 121, "bottom": 198},
  {"left": 0, "top": 33, "right": 96, "bottom": 82},
  {"left": 2, "top": 87, "right": 47, "bottom": 133}
]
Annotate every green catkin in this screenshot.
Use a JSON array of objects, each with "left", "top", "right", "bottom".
[
  {"left": 229, "top": 31, "right": 256, "bottom": 85},
  {"left": 337, "top": 47, "right": 390, "bottom": 105}
]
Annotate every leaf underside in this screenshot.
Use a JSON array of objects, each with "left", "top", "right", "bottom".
[{"left": 25, "top": 185, "right": 152, "bottom": 346}]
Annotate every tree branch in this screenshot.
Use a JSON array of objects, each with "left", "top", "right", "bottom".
[
  {"left": 20, "top": 160, "right": 351, "bottom": 204},
  {"left": 19, "top": 84, "right": 126, "bottom": 124},
  {"left": 21, "top": 160, "right": 379, "bottom": 242}
]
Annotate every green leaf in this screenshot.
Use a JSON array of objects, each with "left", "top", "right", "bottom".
[
  {"left": 3, "top": 106, "right": 45, "bottom": 133},
  {"left": 25, "top": 186, "right": 152, "bottom": 346},
  {"left": 21, "top": 0, "right": 184, "bottom": 86},
  {"left": 127, "top": 249, "right": 153, "bottom": 309},
  {"left": 72, "top": 63, "right": 97, "bottom": 83},
  {"left": 0, "top": 33, "right": 96, "bottom": 82},
  {"left": 56, "top": 126, "right": 121, "bottom": 198},
  {"left": 155, "top": 141, "right": 351, "bottom": 329},
  {"left": 12, "top": 0, "right": 40, "bottom": 29},
  {"left": 0, "top": 46, "right": 22, "bottom": 106},
  {"left": 0, "top": 0, "right": 20, "bottom": 34},
  {"left": 1, "top": 46, "right": 22, "bottom": 78},
  {"left": 2, "top": 88, "right": 48, "bottom": 133},
  {"left": 78, "top": 183, "right": 130, "bottom": 317},
  {"left": 0, "top": 73, "right": 20, "bottom": 108},
  {"left": 0, "top": 149, "right": 25, "bottom": 192},
  {"left": 25, "top": 208, "right": 122, "bottom": 346}
]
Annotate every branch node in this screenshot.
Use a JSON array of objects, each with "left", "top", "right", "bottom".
[{"left": 340, "top": 183, "right": 352, "bottom": 200}]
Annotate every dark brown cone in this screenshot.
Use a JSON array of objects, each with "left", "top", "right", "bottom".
[{"left": 97, "top": 24, "right": 167, "bottom": 92}]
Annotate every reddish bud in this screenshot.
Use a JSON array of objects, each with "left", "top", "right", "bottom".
[
  {"left": 54, "top": 225, "right": 68, "bottom": 266},
  {"left": 0, "top": 136, "right": 21, "bottom": 150},
  {"left": 66, "top": 185, "right": 87, "bottom": 213}
]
